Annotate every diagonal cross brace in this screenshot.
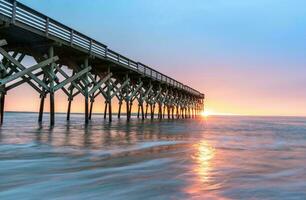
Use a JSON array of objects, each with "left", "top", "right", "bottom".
[
  {"left": 153, "top": 88, "right": 162, "bottom": 102},
  {"left": 5, "top": 53, "right": 25, "bottom": 77},
  {"left": 5, "top": 71, "right": 44, "bottom": 93},
  {"left": 88, "top": 72, "right": 112, "bottom": 97},
  {"left": 53, "top": 66, "right": 92, "bottom": 92},
  {"left": 0, "top": 48, "right": 50, "bottom": 91},
  {"left": 130, "top": 82, "right": 143, "bottom": 101},
  {"left": 55, "top": 65, "right": 86, "bottom": 96},
  {"left": 142, "top": 85, "right": 153, "bottom": 102},
  {"left": 161, "top": 89, "right": 169, "bottom": 103},
  {"left": 0, "top": 56, "right": 58, "bottom": 86},
  {"left": 3, "top": 53, "right": 42, "bottom": 93},
  {"left": 135, "top": 87, "right": 145, "bottom": 102},
  {"left": 88, "top": 72, "right": 112, "bottom": 96},
  {"left": 110, "top": 78, "right": 130, "bottom": 99}
]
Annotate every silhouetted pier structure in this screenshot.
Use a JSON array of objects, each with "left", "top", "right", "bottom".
[{"left": 0, "top": 0, "right": 204, "bottom": 126}]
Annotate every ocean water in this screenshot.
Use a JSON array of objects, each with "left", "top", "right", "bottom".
[{"left": 0, "top": 113, "right": 306, "bottom": 200}]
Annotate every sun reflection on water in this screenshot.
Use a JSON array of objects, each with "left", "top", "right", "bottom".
[
  {"left": 192, "top": 141, "right": 216, "bottom": 183},
  {"left": 183, "top": 140, "right": 224, "bottom": 198}
]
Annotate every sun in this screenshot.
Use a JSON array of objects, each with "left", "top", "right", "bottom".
[{"left": 201, "top": 110, "right": 211, "bottom": 117}]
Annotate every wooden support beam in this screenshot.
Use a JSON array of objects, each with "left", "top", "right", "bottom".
[
  {"left": 67, "top": 87, "right": 73, "bottom": 121},
  {"left": 89, "top": 97, "right": 94, "bottom": 120},
  {"left": 0, "top": 65, "right": 5, "bottom": 125},
  {"left": 151, "top": 104, "right": 155, "bottom": 119},
  {"left": 104, "top": 101, "right": 108, "bottom": 119},
  {"left": 136, "top": 84, "right": 145, "bottom": 120},
  {"left": 0, "top": 92, "right": 5, "bottom": 125},
  {"left": 167, "top": 105, "right": 170, "bottom": 119},
  {"left": 172, "top": 106, "right": 174, "bottom": 119},
  {"left": 124, "top": 75, "right": 131, "bottom": 121},
  {"left": 84, "top": 58, "right": 89, "bottom": 125},
  {"left": 185, "top": 107, "right": 188, "bottom": 119},
  {"left": 85, "top": 93, "right": 89, "bottom": 124},
  {"left": 107, "top": 68, "right": 112, "bottom": 122},
  {"left": 158, "top": 103, "right": 162, "bottom": 119},
  {"left": 118, "top": 100, "right": 122, "bottom": 119},
  {"left": 126, "top": 99, "right": 130, "bottom": 121},
  {"left": 38, "top": 93, "right": 45, "bottom": 122},
  {"left": 145, "top": 103, "right": 149, "bottom": 119},
  {"left": 38, "top": 75, "right": 47, "bottom": 122},
  {"left": 130, "top": 101, "right": 133, "bottom": 119},
  {"left": 137, "top": 104, "right": 140, "bottom": 119},
  {"left": 141, "top": 103, "right": 144, "bottom": 120},
  {"left": 108, "top": 99, "right": 112, "bottom": 122},
  {"left": 89, "top": 73, "right": 97, "bottom": 120},
  {"left": 49, "top": 46, "right": 55, "bottom": 126}
]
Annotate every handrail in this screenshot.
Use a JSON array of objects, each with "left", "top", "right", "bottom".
[{"left": 0, "top": 0, "right": 204, "bottom": 98}]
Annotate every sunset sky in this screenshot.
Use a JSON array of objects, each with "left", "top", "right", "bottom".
[{"left": 7, "top": 0, "right": 306, "bottom": 116}]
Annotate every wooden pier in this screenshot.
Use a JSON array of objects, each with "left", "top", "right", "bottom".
[{"left": 0, "top": 0, "right": 204, "bottom": 126}]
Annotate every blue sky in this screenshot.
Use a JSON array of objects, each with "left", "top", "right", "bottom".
[{"left": 15, "top": 0, "right": 306, "bottom": 115}]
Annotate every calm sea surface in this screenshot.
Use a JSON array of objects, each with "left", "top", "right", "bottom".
[{"left": 0, "top": 113, "right": 306, "bottom": 200}]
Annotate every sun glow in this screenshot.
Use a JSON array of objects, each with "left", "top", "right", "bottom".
[
  {"left": 201, "top": 109, "right": 214, "bottom": 117},
  {"left": 200, "top": 108, "right": 238, "bottom": 117}
]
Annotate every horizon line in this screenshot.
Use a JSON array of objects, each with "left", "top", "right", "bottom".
[{"left": 4, "top": 111, "right": 306, "bottom": 118}]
